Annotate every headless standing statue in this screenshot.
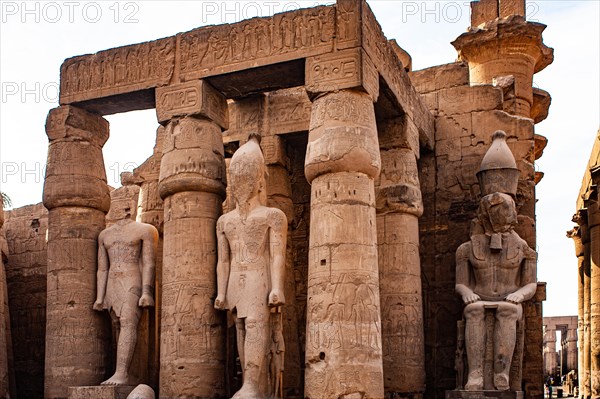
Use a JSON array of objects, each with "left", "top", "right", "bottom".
[
  {"left": 215, "top": 134, "right": 287, "bottom": 399},
  {"left": 94, "top": 184, "right": 159, "bottom": 385},
  {"left": 455, "top": 131, "right": 537, "bottom": 391}
]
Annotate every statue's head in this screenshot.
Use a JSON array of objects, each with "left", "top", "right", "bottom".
[
  {"left": 106, "top": 172, "right": 141, "bottom": 224},
  {"left": 229, "top": 133, "right": 266, "bottom": 218},
  {"left": 477, "top": 192, "right": 517, "bottom": 234}
]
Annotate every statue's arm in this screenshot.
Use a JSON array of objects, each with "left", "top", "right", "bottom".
[
  {"left": 215, "top": 216, "right": 230, "bottom": 310},
  {"left": 455, "top": 242, "right": 479, "bottom": 304},
  {"left": 94, "top": 232, "right": 109, "bottom": 311},
  {"left": 507, "top": 244, "right": 537, "bottom": 303},
  {"left": 268, "top": 209, "right": 287, "bottom": 307},
  {"left": 139, "top": 224, "right": 159, "bottom": 308}
]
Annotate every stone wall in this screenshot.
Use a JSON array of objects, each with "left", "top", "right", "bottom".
[{"left": 4, "top": 203, "right": 48, "bottom": 399}]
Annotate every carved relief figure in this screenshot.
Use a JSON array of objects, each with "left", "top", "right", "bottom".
[
  {"left": 215, "top": 134, "right": 288, "bottom": 399},
  {"left": 94, "top": 185, "right": 159, "bottom": 385},
  {"left": 455, "top": 131, "right": 537, "bottom": 391}
]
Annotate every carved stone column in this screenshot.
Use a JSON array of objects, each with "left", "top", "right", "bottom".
[
  {"left": 569, "top": 221, "right": 586, "bottom": 397},
  {"left": 156, "top": 80, "right": 228, "bottom": 398},
  {"left": 42, "top": 105, "right": 112, "bottom": 398},
  {"left": 588, "top": 198, "right": 600, "bottom": 397},
  {"left": 452, "top": 6, "right": 553, "bottom": 119},
  {"left": 566, "top": 328, "right": 578, "bottom": 372},
  {"left": 376, "top": 117, "right": 425, "bottom": 397},
  {"left": 0, "top": 195, "right": 11, "bottom": 399},
  {"left": 581, "top": 208, "right": 592, "bottom": 398},
  {"left": 303, "top": 48, "right": 384, "bottom": 397}
]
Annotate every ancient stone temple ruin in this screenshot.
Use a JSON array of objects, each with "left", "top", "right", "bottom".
[
  {"left": 568, "top": 128, "right": 600, "bottom": 399},
  {"left": 0, "top": 0, "right": 554, "bottom": 398}
]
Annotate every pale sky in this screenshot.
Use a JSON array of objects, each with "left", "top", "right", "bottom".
[{"left": 0, "top": 0, "right": 598, "bottom": 317}]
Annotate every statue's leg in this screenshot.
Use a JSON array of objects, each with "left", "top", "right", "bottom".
[
  {"left": 102, "top": 300, "right": 142, "bottom": 385},
  {"left": 233, "top": 311, "right": 271, "bottom": 399},
  {"left": 235, "top": 315, "right": 246, "bottom": 375},
  {"left": 464, "top": 302, "right": 485, "bottom": 390},
  {"left": 494, "top": 302, "right": 522, "bottom": 390}
]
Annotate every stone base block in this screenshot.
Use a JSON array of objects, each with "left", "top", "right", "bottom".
[
  {"left": 68, "top": 385, "right": 136, "bottom": 399},
  {"left": 446, "top": 390, "right": 524, "bottom": 399}
]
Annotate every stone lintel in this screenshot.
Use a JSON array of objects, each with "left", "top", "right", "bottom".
[
  {"left": 305, "top": 47, "right": 379, "bottom": 101},
  {"left": 446, "top": 390, "right": 524, "bottom": 399},
  {"left": 156, "top": 80, "right": 228, "bottom": 129},
  {"left": 45, "top": 105, "right": 109, "bottom": 146},
  {"left": 68, "top": 385, "right": 136, "bottom": 399}
]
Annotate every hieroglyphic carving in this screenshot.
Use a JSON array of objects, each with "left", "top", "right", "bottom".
[
  {"left": 156, "top": 80, "right": 228, "bottom": 128},
  {"left": 60, "top": 37, "right": 175, "bottom": 104},
  {"left": 180, "top": 6, "right": 335, "bottom": 81},
  {"left": 305, "top": 47, "right": 379, "bottom": 100},
  {"left": 267, "top": 88, "right": 311, "bottom": 135},
  {"left": 336, "top": 0, "right": 362, "bottom": 49}
]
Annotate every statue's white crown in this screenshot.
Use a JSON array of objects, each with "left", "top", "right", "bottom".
[{"left": 477, "top": 130, "right": 519, "bottom": 197}]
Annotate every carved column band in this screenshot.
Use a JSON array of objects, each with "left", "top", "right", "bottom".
[
  {"left": 376, "top": 117, "right": 425, "bottom": 396},
  {"left": 303, "top": 86, "right": 384, "bottom": 398},
  {"left": 156, "top": 80, "right": 228, "bottom": 398},
  {"left": 42, "top": 105, "right": 111, "bottom": 399}
]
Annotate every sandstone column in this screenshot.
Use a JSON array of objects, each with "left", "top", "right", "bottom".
[
  {"left": 588, "top": 198, "right": 600, "bottom": 397},
  {"left": 156, "top": 80, "right": 228, "bottom": 398},
  {"left": 581, "top": 208, "right": 592, "bottom": 398},
  {"left": 303, "top": 48, "right": 384, "bottom": 398},
  {"left": 566, "top": 327, "right": 578, "bottom": 372},
  {"left": 376, "top": 117, "right": 425, "bottom": 397},
  {"left": 452, "top": 2, "right": 553, "bottom": 118},
  {"left": 0, "top": 195, "right": 11, "bottom": 398},
  {"left": 42, "top": 105, "right": 112, "bottom": 398},
  {"left": 569, "top": 222, "right": 586, "bottom": 397}
]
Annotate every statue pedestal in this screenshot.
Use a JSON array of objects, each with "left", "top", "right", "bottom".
[
  {"left": 68, "top": 385, "right": 137, "bottom": 399},
  {"left": 446, "top": 390, "right": 524, "bottom": 399}
]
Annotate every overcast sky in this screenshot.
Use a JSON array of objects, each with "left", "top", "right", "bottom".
[{"left": 0, "top": 0, "right": 598, "bottom": 317}]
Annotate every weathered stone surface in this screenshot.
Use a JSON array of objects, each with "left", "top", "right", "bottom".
[
  {"left": 453, "top": 16, "right": 554, "bottom": 118},
  {"left": 158, "top": 112, "right": 227, "bottom": 398},
  {"left": 306, "top": 47, "right": 379, "bottom": 101},
  {"left": 0, "top": 196, "right": 11, "bottom": 399},
  {"left": 43, "top": 105, "right": 112, "bottom": 399},
  {"left": 126, "top": 384, "right": 155, "bottom": 399},
  {"left": 68, "top": 385, "right": 136, "bottom": 399},
  {"left": 409, "top": 62, "right": 470, "bottom": 95},
  {"left": 156, "top": 80, "right": 228, "bottom": 128},
  {"left": 4, "top": 203, "right": 47, "bottom": 399},
  {"left": 446, "top": 389, "right": 523, "bottom": 399},
  {"left": 304, "top": 89, "right": 384, "bottom": 399}
]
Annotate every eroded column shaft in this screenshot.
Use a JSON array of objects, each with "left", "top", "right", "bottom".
[
  {"left": 158, "top": 115, "right": 227, "bottom": 398},
  {"left": 589, "top": 201, "right": 600, "bottom": 397},
  {"left": 304, "top": 90, "right": 384, "bottom": 399},
  {"left": 376, "top": 143, "right": 424, "bottom": 396},
  {"left": 42, "top": 105, "right": 111, "bottom": 398},
  {"left": 582, "top": 212, "right": 592, "bottom": 398}
]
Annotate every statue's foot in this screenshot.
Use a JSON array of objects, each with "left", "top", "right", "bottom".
[
  {"left": 494, "top": 372, "right": 510, "bottom": 391},
  {"left": 100, "top": 371, "right": 129, "bottom": 386},
  {"left": 465, "top": 371, "right": 483, "bottom": 391},
  {"left": 232, "top": 383, "right": 261, "bottom": 399}
]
